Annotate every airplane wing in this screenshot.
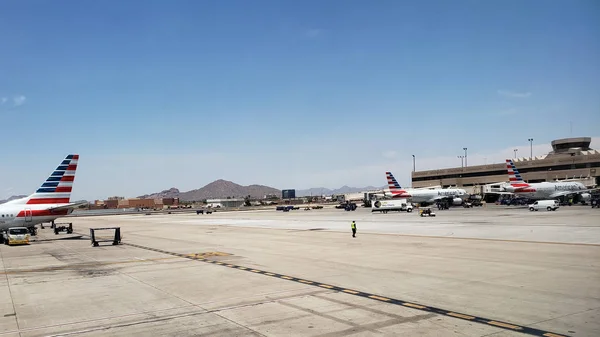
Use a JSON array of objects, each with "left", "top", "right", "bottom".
[
  {"left": 548, "top": 188, "right": 598, "bottom": 199},
  {"left": 47, "top": 201, "right": 89, "bottom": 212}
]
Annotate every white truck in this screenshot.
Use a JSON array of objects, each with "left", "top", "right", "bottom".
[{"left": 371, "top": 199, "right": 414, "bottom": 213}]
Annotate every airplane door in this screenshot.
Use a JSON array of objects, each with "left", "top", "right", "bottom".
[{"left": 25, "top": 209, "right": 33, "bottom": 222}]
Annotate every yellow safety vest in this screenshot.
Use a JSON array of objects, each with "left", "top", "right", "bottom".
[{"left": 351, "top": 222, "right": 356, "bottom": 229}]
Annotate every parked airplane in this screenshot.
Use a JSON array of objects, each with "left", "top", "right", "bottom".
[
  {"left": 502, "top": 159, "right": 594, "bottom": 201},
  {"left": 0, "top": 154, "right": 85, "bottom": 234},
  {"left": 384, "top": 172, "right": 468, "bottom": 205}
]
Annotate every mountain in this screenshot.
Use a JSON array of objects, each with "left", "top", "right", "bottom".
[
  {"left": 295, "top": 186, "right": 384, "bottom": 197},
  {"left": 0, "top": 195, "right": 27, "bottom": 204},
  {"left": 138, "top": 181, "right": 388, "bottom": 201},
  {"left": 137, "top": 188, "right": 181, "bottom": 200},
  {"left": 137, "top": 180, "right": 281, "bottom": 202},
  {"left": 180, "top": 180, "right": 280, "bottom": 201}
]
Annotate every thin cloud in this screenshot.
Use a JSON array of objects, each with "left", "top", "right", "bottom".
[
  {"left": 1, "top": 97, "right": 7, "bottom": 105},
  {"left": 305, "top": 29, "right": 322, "bottom": 38},
  {"left": 13, "top": 95, "right": 26, "bottom": 106},
  {"left": 497, "top": 90, "right": 531, "bottom": 98},
  {"left": 498, "top": 108, "right": 518, "bottom": 115},
  {"left": 382, "top": 150, "right": 398, "bottom": 159}
]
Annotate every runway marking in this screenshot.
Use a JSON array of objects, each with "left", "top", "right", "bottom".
[
  {"left": 402, "top": 302, "right": 425, "bottom": 309},
  {"left": 123, "top": 242, "right": 570, "bottom": 337},
  {"left": 447, "top": 312, "right": 474, "bottom": 320},
  {"left": 488, "top": 321, "right": 523, "bottom": 330},
  {"left": 186, "top": 252, "right": 232, "bottom": 259}
]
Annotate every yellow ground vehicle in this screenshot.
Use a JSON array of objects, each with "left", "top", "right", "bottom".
[
  {"left": 419, "top": 208, "right": 436, "bottom": 217},
  {"left": 2, "top": 227, "right": 30, "bottom": 246}
]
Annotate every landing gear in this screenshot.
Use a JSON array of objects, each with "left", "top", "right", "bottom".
[{"left": 28, "top": 227, "right": 38, "bottom": 236}]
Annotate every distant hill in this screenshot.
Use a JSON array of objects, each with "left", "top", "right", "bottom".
[
  {"left": 137, "top": 188, "right": 181, "bottom": 200},
  {"left": 180, "top": 180, "right": 280, "bottom": 201},
  {"left": 0, "top": 195, "right": 27, "bottom": 204},
  {"left": 296, "top": 186, "right": 384, "bottom": 197},
  {"left": 138, "top": 180, "right": 281, "bottom": 202}
]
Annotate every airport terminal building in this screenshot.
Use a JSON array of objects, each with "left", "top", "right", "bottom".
[{"left": 411, "top": 137, "right": 600, "bottom": 193}]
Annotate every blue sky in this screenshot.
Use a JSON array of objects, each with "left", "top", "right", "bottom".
[{"left": 1, "top": 0, "right": 599, "bottom": 200}]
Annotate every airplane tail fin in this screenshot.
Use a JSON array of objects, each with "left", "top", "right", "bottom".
[
  {"left": 385, "top": 171, "right": 403, "bottom": 191},
  {"left": 21, "top": 154, "right": 79, "bottom": 205},
  {"left": 506, "top": 159, "right": 526, "bottom": 185}
]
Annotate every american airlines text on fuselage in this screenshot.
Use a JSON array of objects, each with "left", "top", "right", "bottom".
[
  {"left": 554, "top": 184, "right": 584, "bottom": 191},
  {"left": 437, "top": 191, "right": 460, "bottom": 196}
]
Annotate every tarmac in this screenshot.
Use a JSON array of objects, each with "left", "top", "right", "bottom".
[{"left": 1, "top": 205, "right": 599, "bottom": 336}]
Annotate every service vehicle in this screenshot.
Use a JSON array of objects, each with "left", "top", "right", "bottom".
[
  {"left": 371, "top": 199, "right": 413, "bottom": 213},
  {"left": 419, "top": 208, "right": 436, "bottom": 217},
  {"left": 1, "top": 227, "right": 31, "bottom": 246},
  {"left": 528, "top": 200, "right": 560, "bottom": 211}
]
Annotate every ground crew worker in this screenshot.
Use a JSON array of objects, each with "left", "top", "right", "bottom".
[{"left": 351, "top": 221, "right": 356, "bottom": 237}]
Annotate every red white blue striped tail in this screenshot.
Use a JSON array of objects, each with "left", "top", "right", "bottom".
[
  {"left": 386, "top": 172, "right": 403, "bottom": 191},
  {"left": 506, "top": 159, "right": 528, "bottom": 186},
  {"left": 25, "top": 154, "right": 79, "bottom": 205}
]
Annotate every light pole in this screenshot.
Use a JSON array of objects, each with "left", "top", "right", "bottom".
[
  {"left": 463, "top": 147, "right": 468, "bottom": 167},
  {"left": 528, "top": 138, "right": 533, "bottom": 160},
  {"left": 458, "top": 155, "right": 464, "bottom": 168},
  {"left": 412, "top": 154, "right": 415, "bottom": 172},
  {"left": 513, "top": 149, "right": 518, "bottom": 159}
]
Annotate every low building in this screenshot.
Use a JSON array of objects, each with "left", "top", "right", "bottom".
[
  {"left": 105, "top": 199, "right": 119, "bottom": 209},
  {"left": 411, "top": 137, "right": 600, "bottom": 190},
  {"left": 162, "top": 198, "right": 179, "bottom": 206},
  {"left": 282, "top": 189, "right": 296, "bottom": 199},
  {"left": 206, "top": 198, "right": 245, "bottom": 208}
]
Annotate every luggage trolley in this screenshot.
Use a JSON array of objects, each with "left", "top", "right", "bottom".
[{"left": 89, "top": 227, "right": 122, "bottom": 247}]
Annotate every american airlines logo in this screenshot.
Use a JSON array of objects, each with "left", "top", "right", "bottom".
[
  {"left": 555, "top": 185, "right": 582, "bottom": 191},
  {"left": 437, "top": 191, "right": 458, "bottom": 196}
]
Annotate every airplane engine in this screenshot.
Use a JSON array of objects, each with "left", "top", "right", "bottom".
[
  {"left": 452, "top": 197, "right": 463, "bottom": 205},
  {"left": 581, "top": 193, "right": 591, "bottom": 202}
]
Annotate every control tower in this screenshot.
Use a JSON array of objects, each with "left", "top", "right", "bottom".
[{"left": 549, "top": 137, "right": 593, "bottom": 156}]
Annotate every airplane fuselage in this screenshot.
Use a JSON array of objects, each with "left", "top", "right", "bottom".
[
  {"left": 389, "top": 188, "right": 468, "bottom": 203},
  {"left": 504, "top": 181, "right": 587, "bottom": 199},
  {"left": 0, "top": 199, "right": 71, "bottom": 231}
]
